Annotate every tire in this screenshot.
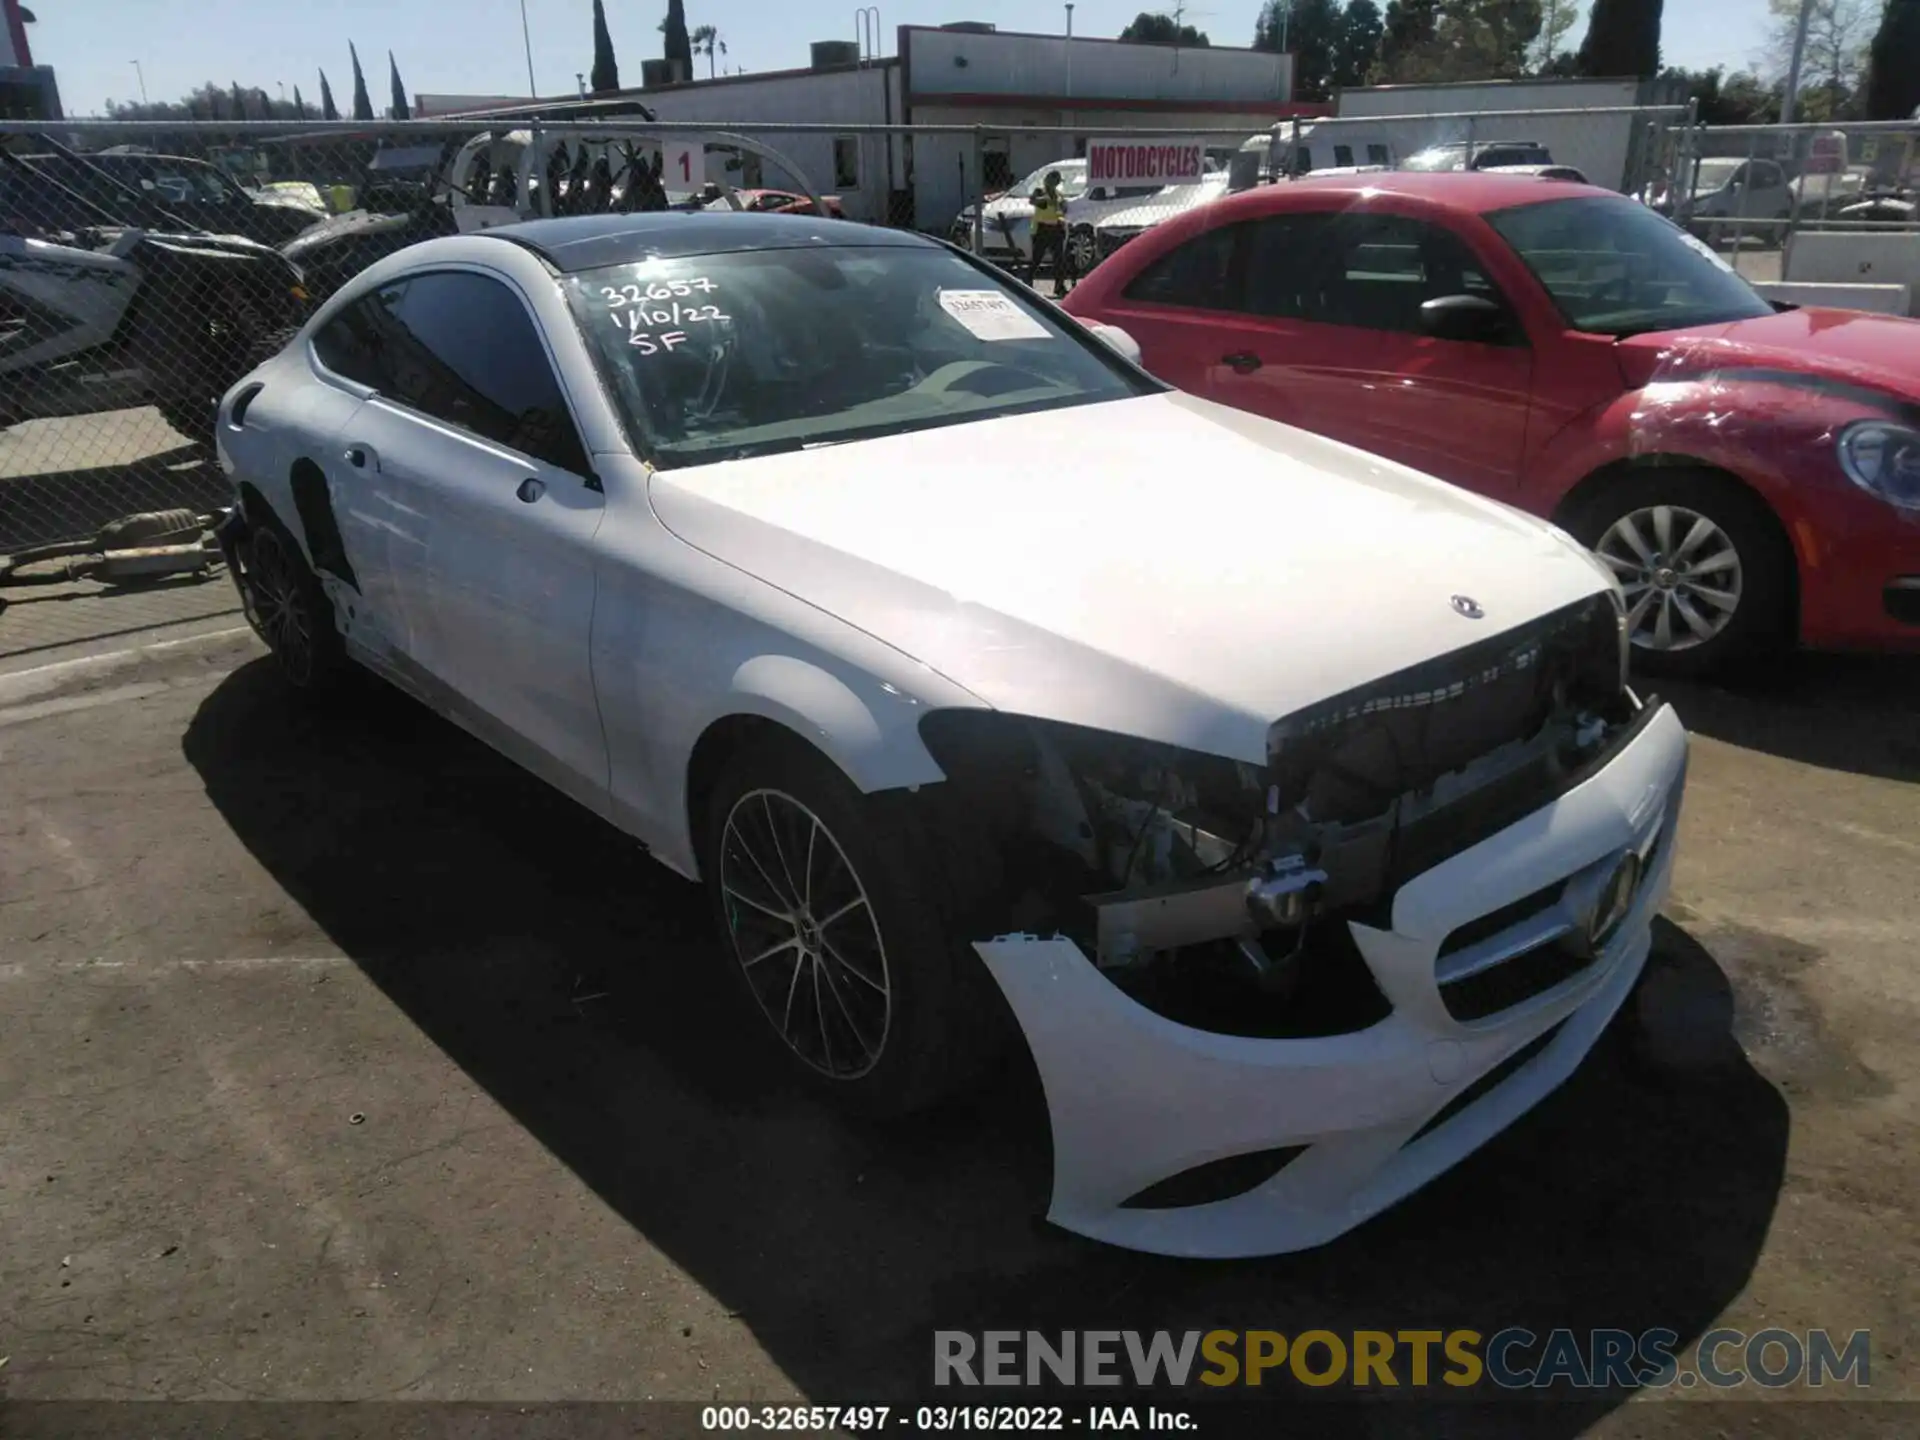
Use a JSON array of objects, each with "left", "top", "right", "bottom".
[
  {"left": 701, "top": 735, "right": 1007, "bottom": 1118},
  {"left": 239, "top": 508, "right": 349, "bottom": 693},
  {"left": 1566, "top": 470, "right": 1794, "bottom": 681},
  {"left": 1067, "top": 225, "right": 1096, "bottom": 275}
]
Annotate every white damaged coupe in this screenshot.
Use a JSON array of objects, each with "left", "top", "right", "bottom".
[{"left": 215, "top": 212, "right": 1688, "bottom": 1259}]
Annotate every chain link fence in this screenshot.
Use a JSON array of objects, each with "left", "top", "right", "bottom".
[
  {"left": 4, "top": 104, "right": 1914, "bottom": 550},
  {"left": 1660, "top": 118, "right": 1920, "bottom": 287}
]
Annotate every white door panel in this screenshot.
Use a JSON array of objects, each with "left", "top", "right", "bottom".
[{"left": 343, "top": 398, "right": 607, "bottom": 800}]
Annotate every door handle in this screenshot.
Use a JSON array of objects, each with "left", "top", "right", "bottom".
[
  {"left": 516, "top": 477, "right": 545, "bottom": 504},
  {"left": 1222, "top": 351, "right": 1264, "bottom": 374}
]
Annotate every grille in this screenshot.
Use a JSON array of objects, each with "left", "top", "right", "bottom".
[{"left": 1433, "top": 791, "right": 1675, "bottom": 1023}]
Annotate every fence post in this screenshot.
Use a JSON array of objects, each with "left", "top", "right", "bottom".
[
  {"left": 1286, "top": 116, "right": 1301, "bottom": 180},
  {"left": 1464, "top": 115, "right": 1476, "bottom": 170},
  {"left": 1730, "top": 128, "right": 1759, "bottom": 276},
  {"left": 1673, "top": 101, "right": 1699, "bottom": 229},
  {"left": 970, "top": 125, "right": 985, "bottom": 253},
  {"left": 527, "top": 123, "right": 548, "bottom": 218}
]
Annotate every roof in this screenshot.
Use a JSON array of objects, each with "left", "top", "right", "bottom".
[
  {"left": 1228, "top": 170, "right": 1606, "bottom": 213},
  {"left": 487, "top": 211, "right": 931, "bottom": 272}
]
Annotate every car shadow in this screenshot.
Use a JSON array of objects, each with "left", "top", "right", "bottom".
[
  {"left": 181, "top": 662, "right": 1789, "bottom": 1432},
  {"left": 1652, "top": 651, "right": 1920, "bottom": 783}
]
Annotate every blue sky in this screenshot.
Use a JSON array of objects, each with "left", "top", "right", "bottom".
[{"left": 32, "top": 0, "right": 1778, "bottom": 117}]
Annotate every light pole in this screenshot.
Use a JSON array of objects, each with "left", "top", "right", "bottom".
[
  {"left": 576, "top": 72, "right": 587, "bottom": 99},
  {"left": 519, "top": 0, "right": 538, "bottom": 96},
  {"left": 1780, "top": 0, "right": 1814, "bottom": 126},
  {"left": 130, "top": 59, "right": 149, "bottom": 106},
  {"left": 1064, "top": 4, "right": 1074, "bottom": 102}
]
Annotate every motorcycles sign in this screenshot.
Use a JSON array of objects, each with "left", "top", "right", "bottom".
[{"left": 1086, "top": 139, "right": 1207, "bottom": 186}]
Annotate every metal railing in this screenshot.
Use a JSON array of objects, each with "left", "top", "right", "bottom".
[{"left": 3, "top": 104, "right": 1913, "bottom": 551}]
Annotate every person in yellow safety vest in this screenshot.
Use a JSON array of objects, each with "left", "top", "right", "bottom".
[{"left": 1027, "top": 170, "right": 1072, "bottom": 299}]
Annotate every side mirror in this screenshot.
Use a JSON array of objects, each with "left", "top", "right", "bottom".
[
  {"left": 1419, "top": 293, "right": 1514, "bottom": 345},
  {"left": 1087, "top": 322, "right": 1143, "bottom": 365}
]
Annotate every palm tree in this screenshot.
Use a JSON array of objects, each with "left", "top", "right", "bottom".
[{"left": 691, "top": 24, "right": 727, "bottom": 79}]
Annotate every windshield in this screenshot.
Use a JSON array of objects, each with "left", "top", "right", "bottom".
[
  {"left": 1487, "top": 195, "right": 1774, "bottom": 336},
  {"left": 1401, "top": 146, "right": 1463, "bottom": 172},
  {"left": 1689, "top": 158, "right": 1742, "bottom": 192},
  {"left": 565, "top": 244, "right": 1150, "bottom": 468},
  {"left": 1011, "top": 161, "right": 1086, "bottom": 199}
]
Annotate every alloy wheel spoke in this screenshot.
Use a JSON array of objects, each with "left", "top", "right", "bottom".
[
  {"left": 815, "top": 895, "right": 868, "bottom": 931},
  {"left": 1606, "top": 515, "right": 1658, "bottom": 567},
  {"left": 816, "top": 957, "right": 876, "bottom": 1060},
  {"left": 1626, "top": 588, "right": 1659, "bottom": 634},
  {"left": 1673, "top": 513, "right": 1719, "bottom": 563},
  {"left": 729, "top": 814, "right": 796, "bottom": 913},
  {"left": 810, "top": 960, "right": 836, "bottom": 1071},
  {"left": 780, "top": 945, "right": 808, "bottom": 1037},
  {"left": 1596, "top": 549, "right": 1641, "bottom": 578},
  {"left": 1671, "top": 591, "right": 1719, "bottom": 641},
  {"left": 722, "top": 880, "right": 788, "bottom": 923},
  {"left": 762, "top": 794, "right": 804, "bottom": 906},
  {"left": 1688, "top": 582, "right": 1739, "bottom": 610},
  {"left": 1686, "top": 548, "right": 1739, "bottom": 578},
  {"left": 1651, "top": 505, "right": 1675, "bottom": 556},
  {"left": 1653, "top": 591, "right": 1676, "bottom": 648},
  {"left": 742, "top": 935, "right": 801, "bottom": 969},
  {"left": 821, "top": 932, "right": 888, "bottom": 996}
]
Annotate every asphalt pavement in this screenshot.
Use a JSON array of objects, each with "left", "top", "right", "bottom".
[{"left": 0, "top": 624, "right": 1915, "bottom": 1435}]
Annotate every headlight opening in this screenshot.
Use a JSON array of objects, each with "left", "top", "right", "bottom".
[{"left": 1838, "top": 420, "right": 1920, "bottom": 510}]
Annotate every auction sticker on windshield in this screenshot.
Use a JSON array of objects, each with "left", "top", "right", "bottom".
[{"left": 938, "top": 289, "right": 1049, "bottom": 341}]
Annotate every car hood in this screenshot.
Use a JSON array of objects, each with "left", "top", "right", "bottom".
[
  {"left": 647, "top": 393, "right": 1611, "bottom": 764},
  {"left": 1097, "top": 188, "right": 1222, "bottom": 232},
  {"left": 1616, "top": 306, "right": 1920, "bottom": 404},
  {"left": 281, "top": 205, "right": 430, "bottom": 257}
]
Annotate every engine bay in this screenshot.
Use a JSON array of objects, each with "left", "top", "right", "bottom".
[{"left": 917, "top": 592, "right": 1637, "bottom": 1037}]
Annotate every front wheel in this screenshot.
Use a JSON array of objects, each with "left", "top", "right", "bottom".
[
  {"left": 702, "top": 737, "right": 1005, "bottom": 1117},
  {"left": 1568, "top": 471, "right": 1794, "bottom": 680}
]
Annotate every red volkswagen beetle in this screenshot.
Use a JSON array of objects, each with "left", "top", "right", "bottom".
[{"left": 1063, "top": 172, "right": 1920, "bottom": 676}]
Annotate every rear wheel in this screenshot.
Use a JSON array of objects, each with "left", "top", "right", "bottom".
[
  {"left": 1067, "top": 225, "right": 1096, "bottom": 275},
  {"left": 240, "top": 511, "right": 347, "bottom": 693},
  {"left": 702, "top": 736, "right": 1005, "bottom": 1117},
  {"left": 1567, "top": 470, "right": 1794, "bottom": 680}
]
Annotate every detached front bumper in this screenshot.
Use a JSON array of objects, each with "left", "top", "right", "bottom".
[{"left": 975, "top": 701, "right": 1689, "bottom": 1259}]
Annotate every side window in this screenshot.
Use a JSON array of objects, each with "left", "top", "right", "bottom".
[
  {"left": 310, "top": 284, "right": 406, "bottom": 391},
  {"left": 1367, "top": 144, "right": 1391, "bottom": 167},
  {"left": 1307, "top": 214, "right": 1510, "bottom": 336},
  {"left": 833, "top": 137, "right": 860, "bottom": 190},
  {"left": 1751, "top": 161, "right": 1785, "bottom": 189},
  {"left": 379, "top": 270, "right": 591, "bottom": 476},
  {"left": 1333, "top": 144, "right": 1355, "bottom": 168},
  {"left": 1121, "top": 222, "right": 1243, "bottom": 310},
  {"left": 1294, "top": 146, "right": 1313, "bottom": 175},
  {"left": 1243, "top": 213, "right": 1337, "bottom": 318}
]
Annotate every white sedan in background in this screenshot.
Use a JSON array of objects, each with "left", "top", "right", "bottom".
[{"left": 215, "top": 211, "right": 1686, "bottom": 1258}]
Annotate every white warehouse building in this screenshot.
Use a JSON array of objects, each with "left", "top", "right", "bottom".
[{"left": 533, "top": 23, "right": 1313, "bottom": 231}]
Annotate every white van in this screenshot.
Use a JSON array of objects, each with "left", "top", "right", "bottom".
[{"left": 1229, "top": 125, "right": 1396, "bottom": 189}]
